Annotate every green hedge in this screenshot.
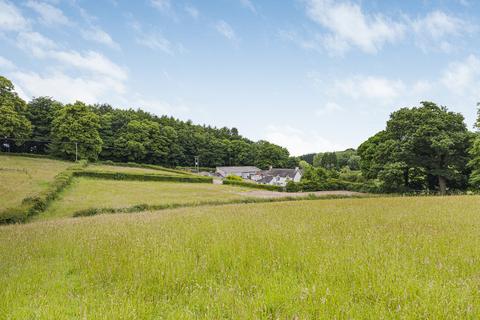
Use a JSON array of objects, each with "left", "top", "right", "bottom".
[
  {"left": 74, "top": 170, "right": 213, "bottom": 183},
  {"left": 73, "top": 193, "right": 367, "bottom": 217},
  {"left": 0, "top": 161, "right": 90, "bottom": 224},
  {"left": 0, "top": 152, "right": 53, "bottom": 159},
  {"left": 223, "top": 179, "right": 285, "bottom": 192},
  {"left": 292, "top": 178, "right": 380, "bottom": 193},
  {"left": 0, "top": 170, "right": 75, "bottom": 224},
  {"left": 98, "top": 161, "right": 194, "bottom": 176}
]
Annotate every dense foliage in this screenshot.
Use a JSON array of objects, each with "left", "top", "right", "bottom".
[
  {"left": 297, "top": 102, "right": 479, "bottom": 194},
  {"left": 0, "top": 76, "right": 297, "bottom": 169},
  {"left": 357, "top": 102, "right": 472, "bottom": 194}
]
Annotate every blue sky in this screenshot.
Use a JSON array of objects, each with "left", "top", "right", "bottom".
[{"left": 1, "top": 0, "right": 480, "bottom": 155}]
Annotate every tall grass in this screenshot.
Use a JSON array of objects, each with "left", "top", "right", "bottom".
[{"left": 1, "top": 196, "right": 480, "bottom": 318}]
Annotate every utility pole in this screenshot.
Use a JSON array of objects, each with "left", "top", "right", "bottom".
[
  {"left": 194, "top": 156, "right": 199, "bottom": 173},
  {"left": 75, "top": 142, "right": 78, "bottom": 162}
]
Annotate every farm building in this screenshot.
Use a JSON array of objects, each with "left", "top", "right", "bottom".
[
  {"left": 254, "top": 167, "right": 302, "bottom": 187},
  {"left": 215, "top": 166, "right": 261, "bottom": 179}
]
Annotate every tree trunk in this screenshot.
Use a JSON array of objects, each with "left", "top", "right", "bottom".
[{"left": 438, "top": 176, "right": 447, "bottom": 195}]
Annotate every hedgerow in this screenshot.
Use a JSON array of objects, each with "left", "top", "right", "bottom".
[
  {"left": 72, "top": 194, "right": 367, "bottom": 217},
  {"left": 73, "top": 170, "right": 213, "bottom": 183},
  {"left": 98, "top": 160, "right": 194, "bottom": 176},
  {"left": 222, "top": 179, "right": 285, "bottom": 192},
  {"left": 0, "top": 164, "right": 81, "bottom": 224}
]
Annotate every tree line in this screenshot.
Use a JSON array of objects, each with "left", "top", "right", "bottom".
[
  {"left": 299, "top": 101, "right": 480, "bottom": 194},
  {"left": 0, "top": 76, "right": 298, "bottom": 169}
]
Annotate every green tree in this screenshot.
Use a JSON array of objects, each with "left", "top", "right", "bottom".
[
  {"left": 50, "top": 101, "right": 103, "bottom": 161},
  {"left": 253, "top": 140, "right": 290, "bottom": 169},
  {"left": 0, "top": 103, "right": 32, "bottom": 145},
  {"left": 468, "top": 106, "right": 480, "bottom": 188},
  {"left": 26, "top": 97, "right": 62, "bottom": 152},
  {"left": 358, "top": 102, "right": 471, "bottom": 194},
  {"left": 0, "top": 77, "right": 31, "bottom": 145}
]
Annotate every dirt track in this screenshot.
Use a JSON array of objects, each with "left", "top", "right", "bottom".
[{"left": 239, "top": 190, "right": 364, "bottom": 199}]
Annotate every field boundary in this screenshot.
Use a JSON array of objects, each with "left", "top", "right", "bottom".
[
  {"left": 223, "top": 179, "right": 285, "bottom": 192},
  {"left": 96, "top": 161, "right": 195, "bottom": 176},
  {"left": 72, "top": 194, "right": 369, "bottom": 217},
  {"left": 73, "top": 170, "right": 213, "bottom": 183},
  {"left": 0, "top": 162, "right": 87, "bottom": 224}
]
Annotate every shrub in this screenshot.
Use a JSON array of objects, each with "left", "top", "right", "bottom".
[
  {"left": 223, "top": 179, "right": 284, "bottom": 192},
  {"left": 225, "top": 174, "right": 243, "bottom": 182},
  {"left": 285, "top": 180, "right": 300, "bottom": 192}
]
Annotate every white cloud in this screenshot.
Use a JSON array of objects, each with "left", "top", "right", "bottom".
[
  {"left": 185, "top": 5, "right": 199, "bottom": 19},
  {"left": 135, "top": 32, "right": 173, "bottom": 54},
  {"left": 315, "top": 102, "right": 344, "bottom": 116},
  {"left": 441, "top": 55, "right": 480, "bottom": 95},
  {"left": 240, "top": 0, "right": 256, "bottom": 14},
  {"left": 331, "top": 75, "right": 405, "bottom": 101},
  {"left": 0, "top": 0, "right": 29, "bottom": 32},
  {"left": 130, "top": 20, "right": 174, "bottom": 54},
  {"left": 16, "top": 31, "right": 127, "bottom": 81},
  {"left": 279, "top": 30, "right": 322, "bottom": 52},
  {"left": 215, "top": 20, "right": 237, "bottom": 42},
  {"left": 25, "top": 0, "right": 70, "bottom": 26},
  {"left": 11, "top": 70, "right": 125, "bottom": 104},
  {"left": 0, "top": 55, "right": 15, "bottom": 70},
  {"left": 150, "top": 0, "right": 171, "bottom": 12},
  {"left": 412, "top": 11, "right": 472, "bottom": 52},
  {"left": 264, "top": 125, "right": 346, "bottom": 156},
  {"left": 81, "top": 26, "right": 119, "bottom": 49},
  {"left": 304, "top": 0, "right": 405, "bottom": 54}
]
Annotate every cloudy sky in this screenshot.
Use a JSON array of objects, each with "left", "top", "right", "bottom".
[{"left": 1, "top": 0, "right": 479, "bottom": 155}]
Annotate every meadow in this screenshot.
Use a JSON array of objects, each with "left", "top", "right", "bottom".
[
  {"left": 40, "top": 177, "right": 251, "bottom": 220},
  {"left": 2, "top": 196, "right": 480, "bottom": 318},
  {"left": 85, "top": 164, "right": 188, "bottom": 176},
  {"left": 0, "top": 156, "right": 73, "bottom": 212}
]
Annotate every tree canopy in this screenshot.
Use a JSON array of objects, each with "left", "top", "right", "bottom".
[{"left": 358, "top": 102, "right": 471, "bottom": 194}]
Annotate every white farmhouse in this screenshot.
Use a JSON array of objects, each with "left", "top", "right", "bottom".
[{"left": 255, "top": 167, "right": 302, "bottom": 187}]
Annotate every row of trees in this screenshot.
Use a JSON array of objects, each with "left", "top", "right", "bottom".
[
  {"left": 0, "top": 76, "right": 298, "bottom": 169},
  {"left": 298, "top": 102, "right": 480, "bottom": 194}
]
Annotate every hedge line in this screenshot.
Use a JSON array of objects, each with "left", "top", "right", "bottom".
[
  {"left": 222, "top": 179, "right": 285, "bottom": 192},
  {"left": 98, "top": 160, "right": 194, "bottom": 176},
  {"left": 325, "top": 178, "right": 380, "bottom": 193},
  {"left": 73, "top": 194, "right": 368, "bottom": 217},
  {"left": 0, "top": 169, "right": 76, "bottom": 224},
  {"left": 0, "top": 152, "right": 53, "bottom": 159},
  {"left": 73, "top": 170, "right": 213, "bottom": 183}
]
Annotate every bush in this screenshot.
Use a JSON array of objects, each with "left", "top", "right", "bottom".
[
  {"left": 225, "top": 174, "right": 243, "bottom": 182},
  {"left": 285, "top": 180, "right": 300, "bottom": 192},
  {"left": 223, "top": 179, "right": 284, "bottom": 192}
]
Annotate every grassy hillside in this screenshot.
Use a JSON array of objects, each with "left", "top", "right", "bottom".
[
  {"left": 2, "top": 196, "right": 480, "bottom": 318},
  {"left": 40, "top": 178, "right": 251, "bottom": 220},
  {"left": 0, "top": 155, "right": 73, "bottom": 212}
]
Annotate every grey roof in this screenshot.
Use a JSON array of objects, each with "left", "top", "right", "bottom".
[
  {"left": 216, "top": 166, "right": 261, "bottom": 173},
  {"left": 257, "top": 176, "right": 274, "bottom": 184},
  {"left": 260, "top": 168, "right": 300, "bottom": 178}
]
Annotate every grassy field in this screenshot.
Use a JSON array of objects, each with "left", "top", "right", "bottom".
[
  {"left": 40, "top": 178, "right": 251, "bottom": 219},
  {"left": 86, "top": 164, "right": 187, "bottom": 176},
  {"left": 0, "top": 155, "right": 73, "bottom": 212},
  {"left": 2, "top": 196, "right": 480, "bottom": 318}
]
